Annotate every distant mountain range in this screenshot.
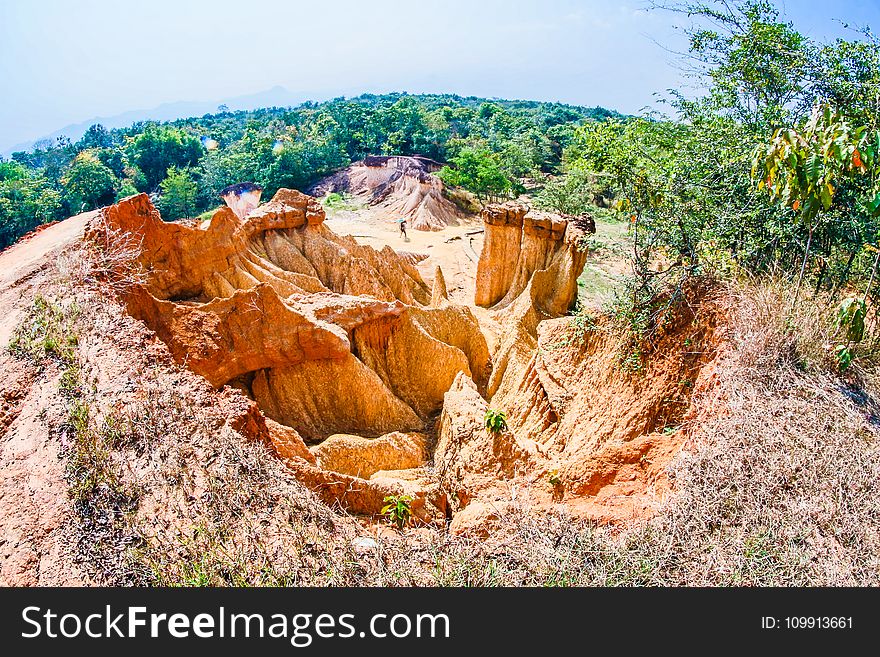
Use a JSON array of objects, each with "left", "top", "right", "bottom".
[{"left": 2, "top": 86, "right": 315, "bottom": 157}]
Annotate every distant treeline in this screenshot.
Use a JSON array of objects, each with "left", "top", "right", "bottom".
[{"left": 0, "top": 93, "right": 618, "bottom": 248}]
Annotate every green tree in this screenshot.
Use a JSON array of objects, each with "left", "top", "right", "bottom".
[
  {"left": 158, "top": 167, "right": 198, "bottom": 220},
  {"left": 60, "top": 151, "right": 118, "bottom": 213},
  {"left": 535, "top": 168, "right": 607, "bottom": 215},
  {"left": 684, "top": 0, "right": 815, "bottom": 130},
  {"left": 116, "top": 179, "right": 139, "bottom": 201},
  {"left": 0, "top": 166, "right": 63, "bottom": 248},
  {"left": 438, "top": 147, "right": 514, "bottom": 203},
  {"left": 549, "top": 0, "right": 880, "bottom": 351},
  {"left": 128, "top": 125, "right": 204, "bottom": 190},
  {"left": 77, "top": 124, "right": 115, "bottom": 150}
]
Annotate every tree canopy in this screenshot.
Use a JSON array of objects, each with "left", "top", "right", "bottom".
[
  {"left": 0, "top": 93, "right": 612, "bottom": 248},
  {"left": 555, "top": 1, "right": 880, "bottom": 369}
]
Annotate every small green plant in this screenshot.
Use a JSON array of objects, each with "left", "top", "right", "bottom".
[
  {"left": 548, "top": 469, "right": 561, "bottom": 486},
  {"left": 832, "top": 297, "right": 868, "bottom": 372},
  {"left": 323, "top": 192, "right": 358, "bottom": 211},
  {"left": 381, "top": 494, "right": 413, "bottom": 530},
  {"left": 835, "top": 344, "right": 854, "bottom": 371},
  {"left": 324, "top": 192, "right": 345, "bottom": 207},
  {"left": 484, "top": 409, "right": 508, "bottom": 433},
  {"left": 619, "top": 343, "right": 645, "bottom": 373},
  {"left": 571, "top": 308, "right": 599, "bottom": 337},
  {"left": 836, "top": 297, "right": 866, "bottom": 343}
]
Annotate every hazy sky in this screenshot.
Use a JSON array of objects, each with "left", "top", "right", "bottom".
[{"left": 1, "top": 0, "right": 879, "bottom": 152}]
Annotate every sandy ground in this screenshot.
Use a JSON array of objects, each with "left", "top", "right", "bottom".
[{"left": 326, "top": 212, "right": 486, "bottom": 307}]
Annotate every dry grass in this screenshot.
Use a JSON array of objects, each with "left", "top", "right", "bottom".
[
  {"left": 658, "top": 281, "right": 880, "bottom": 584},
  {"left": 54, "top": 217, "right": 146, "bottom": 298}
]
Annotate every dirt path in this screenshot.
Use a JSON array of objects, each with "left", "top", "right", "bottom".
[
  {"left": 0, "top": 212, "right": 94, "bottom": 288},
  {"left": 0, "top": 365, "right": 90, "bottom": 585},
  {"left": 0, "top": 212, "right": 94, "bottom": 349}
]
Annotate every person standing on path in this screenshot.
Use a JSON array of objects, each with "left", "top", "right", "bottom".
[{"left": 399, "top": 218, "right": 408, "bottom": 241}]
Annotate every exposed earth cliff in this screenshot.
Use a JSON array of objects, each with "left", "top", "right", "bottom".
[{"left": 78, "top": 189, "right": 717, "bottom": 529}]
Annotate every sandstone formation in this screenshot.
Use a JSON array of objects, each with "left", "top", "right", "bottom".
[
  {"left": 87, "top": 190, "right": 489, "bottom": 519},
  {"left": 471, "top": 202, "right": 592, "bottom": 402},
  {"left": 252, "top": 354, "right": 423, "bottom": 441},
  {"left": 434, "top": 373, "right": 532, "bottom": 512},
  {"left": 87, "top": 187, "right": 718, "bottom": 529},
  {"left": 474, "top": 203, "right": 529, "bottom": 308},
  {"left": 311, "top": 431, "right": 426, "bottom": 478},
  {"left": 424, "top": 297, "right": 721, "bottom": 528},
  {"left": 488, "top": 291, "right": 721, "bottom": 521},
  {"left": 474, "top": 203, "right": 592, "bottom": 315},
  {"left": 264, "top": 418, "right": 315, "bottom": 463},
  {"left": 421, "top": 202, "right": 724, "bottom": 527},
  {"left": 448, "top": 500, "right": 513, "bottom": 537},
  {"left": 90, "top": 191, "right": 429, "bottom": 304},
  {"left": 430, "top": 265, "right": 448, "bottom": 306}
]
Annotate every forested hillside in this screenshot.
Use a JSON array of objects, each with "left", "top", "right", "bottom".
[{"left": 0, "top": 93, "right": 615, "bottom": 248}]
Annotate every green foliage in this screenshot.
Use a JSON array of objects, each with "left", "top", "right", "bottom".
[
  {"left": 158, "top": 166, "right": 198, "bottom": 220},
  {"left": 753, "top": 103, "right": 872, "bottom": 224},
  {"left": 484, "top": 409, "right": 508, "bottom": 433},
  {"left": 535, "top": 168, "right": 607, "bottom": 215},
  {"left": 0, "top": 167, "right": 62, "bottom": 248},
  {"left": 438, "top": 148, "right": 515, "bottom": 203},
  {"left": 619, "top": 345, "right": 646, "bottom": 374},
  {"left": 550, "top": 1, "right": 880, "bottom": 372},
  {"left": 0, "top": 160, "right": 28, "bottom": 182},
  {"left": 324, "top": 192, "right": 344, "bottom": 207},
  {"left": 751, "top": 101, "right": 878, "bottom": 300},
  {"left": 128, "top": 124, "right": 204, "bottom": 190},
  {"left": 2, "top": 93, "right": 606, "bottom": 249},
  {"left": 381, "top": 494, "right": 413, "bottom": 530},
  {"left": 322, "top": 192, "right": 360, "bottom": 212},
  {"left": 116, "top": 179, "right": 139, "bottom": 201},
  {"left": 688, "top": 0, "right": 813, "bottom": 129},
  {"left": 836, "top": 296, "right": 867, "bottom": 343},
  {"left": 77, "top": 124, "right": 114, "bottom": 150},
  {"left": 835, "top": 344, "right": 854, "bottom": 371}
]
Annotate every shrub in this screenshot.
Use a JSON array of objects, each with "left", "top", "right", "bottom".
[
  {"left": 324, "top": 192, "right": 344, "bottom": 207},
  {"left": 836, "top": 297, "right": 866, "bottom": 343},
  {"left": 484, "top": 409, "right": 508, "bottom": 433}
]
